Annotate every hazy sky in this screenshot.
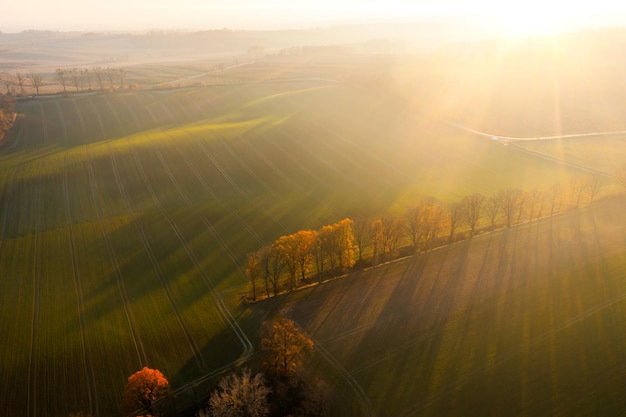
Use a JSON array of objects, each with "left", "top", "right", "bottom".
[{"left": 4, "top": 0, "right": 626, "bottom": 34}]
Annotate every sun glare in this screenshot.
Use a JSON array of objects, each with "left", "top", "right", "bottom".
[{"left": 483, "top": 4, "right": 586, "bottom": 38}]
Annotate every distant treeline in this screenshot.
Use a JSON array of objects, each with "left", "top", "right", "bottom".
[
  {"left": 246, "top": 176, "right": 611, "bottom": 301},
  {"left": 0, "top": 94, "right": 15, "bottom": 141},
  {"left": 0, "top": 67, "right": 129, "bottom": 96}
]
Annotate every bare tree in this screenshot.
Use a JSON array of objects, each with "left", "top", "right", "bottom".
[
  {"left": 517, "top": 191, "right": 530, "bottom": 224},
  {"left": 461, "top": 193, "right": 485, "bottom": 237},
  {"left": 28, "top": 73, "right": 43, "bottom": 95},
  {"left": 69, "top": 67, "right": 82, "bottom": 92},
  {"left": 118, "top": 68, "right": 126, "bottom": 89},
  {"left": 81, "top": 68, "right": 91, "bottom": 90},
  {"left": 569, "top": 177, "right": 585, "bottom": 208},
  {"left": 526, "top": 188, "right": 542, "bottom": 221},
  {"left": 105, "top": 67, "right": 115, "bottom": 90},
  {"left": 55, "top": 68, "right": 68, "bottom": 92},
  {"left": 421, "top": 203, "right": 446, "bottom": 250},
  {"left": 484, "top": 195, "right": 500, "bottom": 228},
  {"left": 201, "top": 369, "right": 271, "bottom": 417},
  {"left": 404, "top": 205, "right": 424, "bottom": 252},
  {"left": 499, "top": 188, "right": 522, "bottom": 228},
  {"left": 92, "top": 66, "right": 105, "bottom": 90},
  {"left": 246, "top": 252, "right": 261, "bottom": 301},
  {"left": 447, "top": 202, "right": 463, "bottom": 243},
  {"left": 1, "top": 75, "right": 13, "bottom": 95},
  {"left": 15, "top": 72, "right": 26, "bottom": 96},
  {"left": 352, "top": 218, "right": 375, "bottom": 263},
  {"left": 268, "top": 243, "right": 285, "bottom": 296},
  {"left": 548, "top": 183, "right": 563, "bottom": 216},
  {"left": 584, "top": 175, "right": 602, "bottom": 203}
]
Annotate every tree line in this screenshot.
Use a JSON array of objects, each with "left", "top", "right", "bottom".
[
  {"left": 246, "top": 176, "right": 612, "bottom": 301},
  {"left": 0, "top": 67, "right": 128, "bottom": 96}
]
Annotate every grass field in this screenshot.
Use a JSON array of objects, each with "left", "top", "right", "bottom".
[
  {"left": 513, "top": 135, "right": 626, "bottom": 177},
  {"left": 0, "top": 68, "right": 621, "bottom": 416},
  {"left": 255, "top": 197, "right": 626, "bottom": 416}
]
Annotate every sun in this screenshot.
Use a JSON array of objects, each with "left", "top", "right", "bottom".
[{"left": 483, "top": 3, "right": 585, "bottom": 38}]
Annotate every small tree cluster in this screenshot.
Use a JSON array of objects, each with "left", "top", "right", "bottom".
[{"left": 198, "top": 317, "right": 319, "bottom": 417}]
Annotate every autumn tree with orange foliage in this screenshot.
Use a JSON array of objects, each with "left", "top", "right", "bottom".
[
  {"left": 261, "top": 316, "right": 314, "bottom": 379},
  {"left": 122, "top": 367, "right": 171, "bottom": 417}
]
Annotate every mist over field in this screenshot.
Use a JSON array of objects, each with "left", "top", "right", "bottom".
[{"left": 1, "top": 8, "right": 626, "bottom": 417}]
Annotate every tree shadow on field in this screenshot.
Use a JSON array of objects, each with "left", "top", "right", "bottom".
[
  {"left": 336, "top": 241, "right": 475, "bottom": 413},
  {"left": 170, "top": 324, "right": 245, "bottom": 416}
]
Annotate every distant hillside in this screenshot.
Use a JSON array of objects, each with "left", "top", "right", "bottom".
[{"left": 0, "top": 19, "right": 488, "bottom": 71}]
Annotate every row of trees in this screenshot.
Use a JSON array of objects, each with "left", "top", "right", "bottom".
[
  {"left": 1, "top": 67, "right": 128, "bottom": 96},
  {"left": 246, "top": 218, "right": 355, "bottom": 300},
  {"left": 246, "top": 176, "right": 609, "bottom": 301},
  {"left": 121, "top": 317, "right": 318, "bottom": 417}
]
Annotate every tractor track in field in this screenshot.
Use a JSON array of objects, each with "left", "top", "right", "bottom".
[
  {"left": 220, "top": 136, "right": 277, "bottom": 197},
  {"left": 0, "top": 104, "right": 37, "bottom": 417},
  {"left": 57, "top": 101, "right": 98, "bottom": 416},
  {"left": 260, "top": 133, "right": 333, "bottom": 190},
  {"left": 313, "top": 337, "right": 375, "bottom": 417},
  {"left": 121, "top": 94, "right": 253, "bottom": 361},
  {"left": 148, "top": 95, "right": 277, "bottom": 244},
  {"left": 63, "top": 157, "right": 97, "bottom": 415},
  {"left": 243, "top": 139, "right": 305, "bottom": 192},
  {"left": 24, "top": 113, "right": 41, "bottom": 417},
  {"left": 105, "top": 98, "right": 208, "bottom": 372},
  {"left": 397, "top": 290, "right": 626, "bottom": 417},
  {"left": 81, "top": 97, "right": 149, "bottom": 366},
  {"left": 185, "top": 98, "right": 288, "bottom": 231},
  {"left": 131, "top": 97, "right": 254, "bottom": 356}
]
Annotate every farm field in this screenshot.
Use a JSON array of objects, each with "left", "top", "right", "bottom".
[
  {"left": 257, "top": 196, "right": 626, "bottom": 417},
  {"left": 0, "top": 59, "right": 623, "bottom": 416},
  {"left": 512, "top": 135, "right": 626, "bottom": 177}
]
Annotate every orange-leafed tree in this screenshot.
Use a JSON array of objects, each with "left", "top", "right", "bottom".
[
  {"left": 122, "top": 367, "right": 171, "bottom": 417},
  {"left": 294, "top": 229, "right": 317, "bottom": 283},
  {"left": 261, "top": 316, "right": 314, "bottom": 379},
  {"left": 275, "top": 233, "right": 300, "bottom": 291}
]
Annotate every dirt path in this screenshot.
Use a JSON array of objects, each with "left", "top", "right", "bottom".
[{"left": 448, "top": 121, "right": 622, "bottom": 177}]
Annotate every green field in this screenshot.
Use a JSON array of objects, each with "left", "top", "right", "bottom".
[
  {"left": 0, "top": 71, "right": 621, "bottom": 416},
  {"left": 257, "top": 197, "right": 626, "bottom": 416}
]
